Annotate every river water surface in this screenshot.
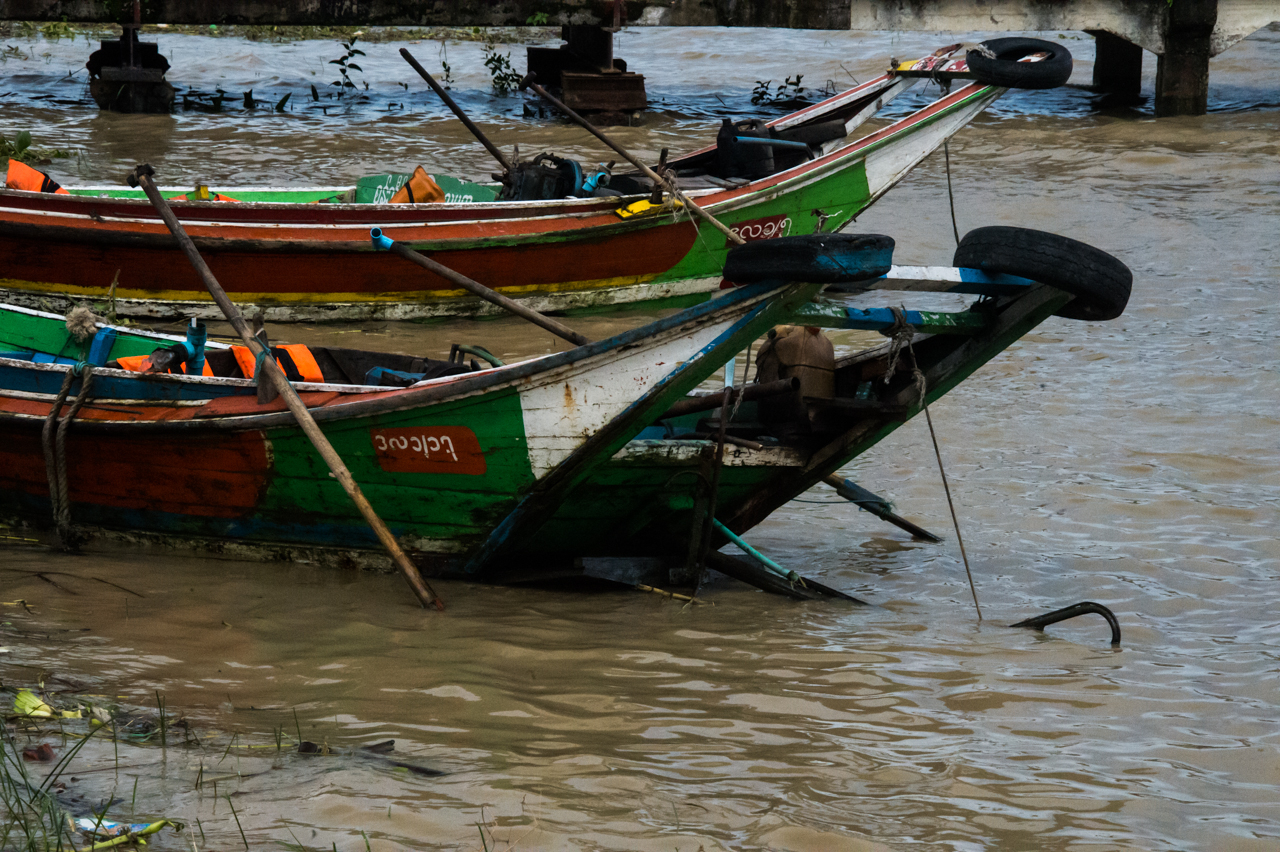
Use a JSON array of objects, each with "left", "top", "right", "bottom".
[{"left": 2, "top": 24, "right": 1279, "bottom": 852}]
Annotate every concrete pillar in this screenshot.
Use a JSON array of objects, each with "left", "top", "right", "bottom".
[
  {"left": 1089, "top": 31, "right": 1143, "bottom": 98},
  {"left": 1155, "top": 0, "right": 1218, "bottom": 116}
]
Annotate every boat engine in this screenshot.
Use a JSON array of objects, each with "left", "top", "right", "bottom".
[{"left": 500, "top": 154, "right": 622, "bottom": 201}]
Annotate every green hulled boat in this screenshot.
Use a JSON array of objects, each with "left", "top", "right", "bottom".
[{"left": 0, "top": 227, "right": 1130, "bottom": 596}]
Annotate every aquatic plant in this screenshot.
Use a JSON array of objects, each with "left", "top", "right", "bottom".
[
  {"left": 751, "top": 74, "right": 808, "bottom": 105},
  {"left": 0, "top": 131, "right": 70, "bottom": 165},
  {"left": 482, "top": 40, "right": 522, "bottom": 95},
  {"left": 330, "top": 36, "right": 366, "bottom": 97},
  {"left": 439, "top": 39, "right": 454, "bottom": 88}
]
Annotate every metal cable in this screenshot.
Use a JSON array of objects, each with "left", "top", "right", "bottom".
[{"left": 944, "top": 140, "right": 960, "bottom": 247}]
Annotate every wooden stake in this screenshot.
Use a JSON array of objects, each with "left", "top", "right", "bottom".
[
  {"left": 400, "top": 49, "right": 515, "bottom": 177},
  {"left": 519, "top": 73, "right": 747, "bottom": 247},
  {"left": 128, "top": 164, "right": 443, "bottom": 611}
]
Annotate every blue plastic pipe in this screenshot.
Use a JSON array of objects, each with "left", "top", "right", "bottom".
[{"left": 712, "top": 518, "right": 801, "bottom": 584}]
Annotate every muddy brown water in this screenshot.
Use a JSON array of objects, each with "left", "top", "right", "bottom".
[{"left": 2, "top": 25, "right": 1279, "bottom": 851}]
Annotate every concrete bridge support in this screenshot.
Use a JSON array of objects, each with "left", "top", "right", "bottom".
[
  {"left": 839, "top": 0, "right": 1276, "bottom": 116},
  {"left": 1090, "top": 31, "right": 1145, "bottom": 100},
  {"left": 1155, "top": 0, "right": 1218, "bottom": 115},
  {"left": 0, "top": 0, "right": 1275, "bottom": 116}
]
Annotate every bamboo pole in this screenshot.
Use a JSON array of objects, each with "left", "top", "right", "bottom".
[
  {"left": 518, "top": 73, "right": 747, "bottom": 247},
  {"left": 400, "top": 48, "right": 514, "bottom": 176},
  {"left": 128, "top": 164, "right": 443, "bottom": 611},
  {"left": 370, "top": 229, "right": 591, "bottom": 347}
]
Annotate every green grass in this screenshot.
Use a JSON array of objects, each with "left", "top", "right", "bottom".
[{"left": 0, "top": 721, "right": 95, "bottom": 852}]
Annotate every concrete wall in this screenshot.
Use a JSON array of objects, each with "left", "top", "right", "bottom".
[
  {"left": 0, "top": 0, "right": 1274, "bottom": 54},
  {"left": 835, "top": 0, "right": 1278, "bottom": 57}
]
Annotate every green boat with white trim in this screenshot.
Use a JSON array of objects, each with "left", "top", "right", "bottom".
[{"left": 0, "top": 225, "right": 1131, "bottom": 596}]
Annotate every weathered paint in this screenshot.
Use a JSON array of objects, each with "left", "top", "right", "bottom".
[
  {"left": 0, "top": 279, "right": 802, "bottom": 558},
  {"left": 791, "top": 302, "right": 991, "bottom": 335},
  {"left": 0, "top": 77, "right": 1001, "bottom": 321},
  {"left": 0, "top": 266, "right": 1093, "bottom": 574}
]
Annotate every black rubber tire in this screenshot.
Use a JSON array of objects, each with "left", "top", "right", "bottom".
[
  {"left": 953, "top": 226, "right": 1132, "bottom": 321},
  {"left": 724, "top": 234, "right": 894, "bottom": 285},
  {"left": 966, "top": 37, "right": 1073, "bottom": 90}
]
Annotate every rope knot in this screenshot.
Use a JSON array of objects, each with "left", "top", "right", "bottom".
[
  {"left": 881, "top": 305, "right": 915, "bottom": 384},
  {"left": 882, "top": 306, "right": 927, "bottom": 405},
  {"left": 65, "top": 304, "right": 103, "bottom": 344},
  {"left": 252, "top": 346, "right": 271, "bottom": 381}
]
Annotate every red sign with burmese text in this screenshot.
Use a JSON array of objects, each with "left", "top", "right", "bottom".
[{"left": 370, "top": 426, "right": 486, "bottom": 475}]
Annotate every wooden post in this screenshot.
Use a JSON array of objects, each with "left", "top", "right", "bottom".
[
  {"left": 1156, "top": 0, "right": 1218, "bottom": 116},
  {"left": 128, "top": 164, "right": 444, "bottom": 611}
]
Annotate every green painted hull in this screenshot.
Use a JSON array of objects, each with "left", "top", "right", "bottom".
[{"left": 0, "top": 265, "right": 1075, "bottom": 579}]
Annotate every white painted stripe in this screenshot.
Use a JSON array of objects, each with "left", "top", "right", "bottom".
[{"left": 516, "top": 309, "right": 748, "bottom": 477}]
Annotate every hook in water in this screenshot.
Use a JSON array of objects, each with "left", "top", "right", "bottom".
[{"left": 1010, "top": 601, "right": 1121, "bottom": 646}]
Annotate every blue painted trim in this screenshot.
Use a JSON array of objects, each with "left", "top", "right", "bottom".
[
  {"left": 0, "top": 362, "right": 253, "bottom": 400},
  {"left": 953, "top": 268, "right": 1036, "bottom": 295},
  {"left": 87, "top": 328, "right": 118, "bottom": 366}
]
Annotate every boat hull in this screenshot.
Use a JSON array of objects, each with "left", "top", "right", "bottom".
[
  {"left": 0, "top": 83, "right": 1001, "bottom": 321},
  {"left": 0, "top": 279, "right": 831, "bottom": 572},
  {"left": 0, "top": 273, "right": 1077, "bottom": 580}
]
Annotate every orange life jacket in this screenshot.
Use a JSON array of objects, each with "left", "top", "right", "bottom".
[
  {"left": 169, "top": 190, "right": 241, "bottom": 202},
  {"left": 390, "top": 166, "right": 445, "bottom": 204},
  {"left": 115, "top": 353, "right": 215, "bottom": 376},
  {"left": 5, "top": 159, "right": 70, "bottom": 195},
  {"left": 231, "top": 344, "right": 324, "bottom": 383}
]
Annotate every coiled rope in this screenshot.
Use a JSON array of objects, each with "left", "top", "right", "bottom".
[{"left": 41, "top": 364, "right": 95, "bottom": 550}]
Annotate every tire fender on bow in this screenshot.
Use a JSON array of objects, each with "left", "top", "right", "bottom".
[
  {"left": 953, "top": 226, "right": 1132, "bottom": 321},
  {"left": 966, "top": 37, "right": 1073, "bottom": 90}
]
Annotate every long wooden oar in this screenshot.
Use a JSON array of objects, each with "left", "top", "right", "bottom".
[
  {"left": 370, "top": 228, "right": 591, "bottom": 347},
  {"left": 519, "top": 73, "right": 746, "bottom": 247},
  {"left": 128, "top": 164, "right": 443, "bottom": 612},
  {"left": 400, "top": 48, "right": 514, "bottom": 177}
]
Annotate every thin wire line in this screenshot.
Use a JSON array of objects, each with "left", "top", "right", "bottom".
[
  {"left": 944, "top": 140, "right": 960, "bottom": 247},
  {"left": 921, "top": 400, "right": 982, "bottom": 620}
]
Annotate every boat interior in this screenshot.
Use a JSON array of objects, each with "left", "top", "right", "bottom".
[
  {"left": 0, "top": 290, "right": 990, "bottom": 456},
  {"left": 55, "top": 73, "right": 907, "bottom": 205}
]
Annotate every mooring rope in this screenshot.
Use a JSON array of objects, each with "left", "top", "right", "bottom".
[
  {"left": 943, "top": 141, "right": 960, "bottom": 247},
  {"left": 885, "top": 307, "right": 983, "bottom": 620},
  {"left": 41, "top": 364, "right": 95, "bottom": 550}
]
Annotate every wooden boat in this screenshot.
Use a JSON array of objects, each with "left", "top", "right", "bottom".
[
  {"left": 0, "top": 51, "right": 1015, "bottom": 323},
  {"left": 0, "top": 228, "right": 1130, "bottom": 592}
]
